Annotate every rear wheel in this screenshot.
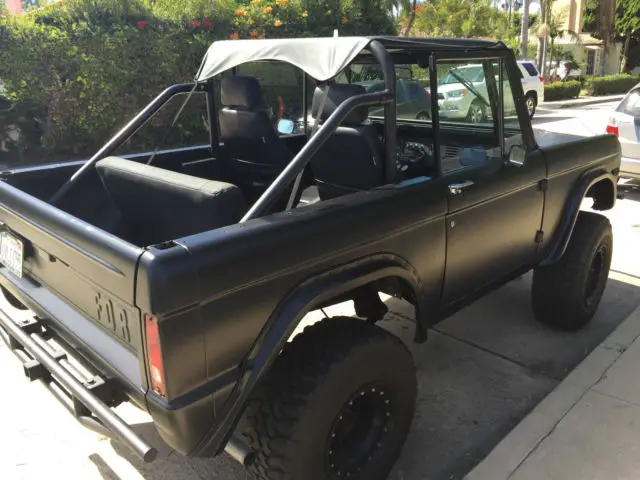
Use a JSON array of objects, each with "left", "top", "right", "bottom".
[
  {"left": 243, "top": 317, "right": 417, "bottom": 480},
  {"left": 525, "top": 93, "right": 537, "bottom": 118},
  {"left": 531, "top": 211, "right": 613, "bottom": 331}
]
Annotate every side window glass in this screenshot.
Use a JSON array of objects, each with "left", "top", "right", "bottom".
[
  {"left": 337, "top": 64, "right": 431, "bottom": 123},
  {"left": 501, "top": 61, "right": 523, "bottom": 148},
  {"left": 435, "top": 60, "right": 501, "bottom": 174},
  {"left": 436, "top": 62, "right": 493, "bottom": 127},
  {"left": 234, "top": 61, "right": 304, "bottom": 132},
  {"left": 113, "top": 92, "right": 210, "bottom": 157},
  {"left": 619, "top": 89, "right": 640, "bottom": 116}
]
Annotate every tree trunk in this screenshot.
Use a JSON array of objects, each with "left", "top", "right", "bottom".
[
  {"left": 402, "top": 0, "right": 417, "bottom": 36},
  {"left": 521, "top": 0, "right": 530, "bottom": 59},
  {"left": 536, "top": 0, "right": 547, "bottom": 71},
  {"left": 621, "top": 33, "right": 631, "bottom": 73}
]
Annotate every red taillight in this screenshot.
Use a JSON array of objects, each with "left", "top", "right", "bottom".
[
  {"left": 606, "top": 124, "right": 619, "bottom": 136},
  {"left": 145, "top": 314, "right": 166, "bottom": 397},
  {"left": 606, "top": 117, "right": 619, "bottom": 136},
  {"left": 539, "top": 76, "right": 544, "bottom": 84}
]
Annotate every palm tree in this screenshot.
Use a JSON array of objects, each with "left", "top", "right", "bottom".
[{"left": 382, "top": 0, "right": 417, "bottom": 35}]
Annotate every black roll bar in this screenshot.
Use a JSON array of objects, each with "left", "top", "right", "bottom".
[
  {"left": 49, "top": 83, "right": 198, "bottom": 205},
  {"left": 241, "top": 39, "right": 397, "bottom": 222}
]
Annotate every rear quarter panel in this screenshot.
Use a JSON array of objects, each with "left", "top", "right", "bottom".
[
  {"left": 136, "top": 180, "right": 448, "bottom": 396},
  {"left": 536, "top": 131, "right": 621, "bottom": 254}
]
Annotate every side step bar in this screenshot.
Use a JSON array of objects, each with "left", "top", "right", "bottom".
[{"left": 0, "top": 308, "right": 158, "bottom": 462}]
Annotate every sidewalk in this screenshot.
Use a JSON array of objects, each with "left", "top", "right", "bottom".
[
  {"left": 543, "top": 94, "right": 625, "bottom": 109},
  {"left": 465, "top": 304, "right": 640, "bottom": 480}
]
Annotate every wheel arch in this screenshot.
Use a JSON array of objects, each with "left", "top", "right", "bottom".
[
  {"left": 191, "top": 253, "right": 425, "bottom": 457},
  {"left": 540, "top": 170, "right": 617, "bottom": 267}
]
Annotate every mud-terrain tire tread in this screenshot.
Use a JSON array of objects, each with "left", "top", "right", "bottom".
[
  {"left": 531, "top": 211, "right": 613, "bottom": 331},
  {"left": 242, "top": 316, "right": 416, "bottom": 480}
]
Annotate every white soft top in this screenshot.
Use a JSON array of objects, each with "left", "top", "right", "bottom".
[{"left": 196, "top": 37, "right": 372, "bottom": 82}]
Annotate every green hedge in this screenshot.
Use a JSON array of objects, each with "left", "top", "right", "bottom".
[
  {"left": 585, "top": 74, "right": 640, "bottom": 96},
  {"left": 544, "top": 80, "right": 582, "bottom": 101},
  {"left": 0, "top": 0, "right": 394, "bottom": 164}
]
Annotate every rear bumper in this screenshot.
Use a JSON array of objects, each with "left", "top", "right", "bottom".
[
  {"left": 621, "top": 156, "right": 640, "bottom": 179},
  {"left": 0, "top": 304, "right": 158, "bottom": 462},
  {"left": 0, "top": 268, "right": 241, "bottom": 459}
]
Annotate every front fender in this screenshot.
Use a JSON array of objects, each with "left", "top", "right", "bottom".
[
  {"left": 540, "top": 169, "right": 617, "bottom": 266},
  {"left": 190, "top": 253, "right": 424, "bottom": 457}
]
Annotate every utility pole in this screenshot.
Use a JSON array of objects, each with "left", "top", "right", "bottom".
[{"left": 521, "top": 0, "right": 530, "bottom": 59}]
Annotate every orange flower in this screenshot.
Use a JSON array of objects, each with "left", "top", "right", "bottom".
[
  {"left": 302, "top": 11, "right": 308, "bottom": 17},
  {"left": 263, "top": 6, "right": 273, "bottom": 14},
  {"left": 250, "top": 19, "right": 255, "bottom": 24},
  {"left": 250, "top": 0, "right": 260, "bottom": 4},
  {"left": 234, "top": 9, "right": 248, "bottom": 16},
  {"left": 275, "top": 0, "right": 288, "bottom": 5},
  {"left": 230, "top": 32, "right": 239, "bottom": 40},
  {"left": 341, "top": 16, "right": 348, "bottom": 24},
  {"left": 274, "top": 19, "right": 282, "bottom": 27},
  {"left": 250, "top": 30, "right": 258, "bottom": 38}
]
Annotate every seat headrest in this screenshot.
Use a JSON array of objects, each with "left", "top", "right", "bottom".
[
  {"left": 220, "top": 76, "right": 262, "bottom": 109},
  {"left": 311, "top": 84, "right": 368, "bottom": 126}
]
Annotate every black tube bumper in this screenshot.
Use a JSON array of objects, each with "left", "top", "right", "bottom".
[{"left": 0, "top": 308, "right": 158, "bottom": 463}]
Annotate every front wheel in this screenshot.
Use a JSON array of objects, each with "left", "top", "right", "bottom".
[
  {"left": 531, "top": 211, "right": 613, "bottom": 331},
  {"left": 243, "top": 317, "right": 417, "bottom": 480},
  {"left": 467, "top": 100, "right": 486, "bottom": 124}
]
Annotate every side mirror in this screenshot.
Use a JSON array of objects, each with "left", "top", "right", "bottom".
[
  {"left": 277, "top": 119, "right": 294, "bottom": 135},
  {"left": 508, "top": 145, "right": 527, "bottom": 167}
]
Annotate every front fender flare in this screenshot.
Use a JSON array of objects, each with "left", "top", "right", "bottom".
[
  {"left": 540, "top": 169, "right": 617, "bottom": 266},
  {"left": 191, "top": 253, "right": 424, "bottom": 457}
]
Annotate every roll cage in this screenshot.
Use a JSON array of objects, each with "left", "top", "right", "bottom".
[{"left": 49, "top": 36, "right": 532, "bottom": 219}]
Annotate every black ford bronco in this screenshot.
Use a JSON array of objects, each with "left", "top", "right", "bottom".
[{"left": 0, "top": 36, "right": 621, "bottom": 479}]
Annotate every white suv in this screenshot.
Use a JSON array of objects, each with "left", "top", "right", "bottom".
[{"left": 517, "top": 60, "right": 545, "bottom": 118}]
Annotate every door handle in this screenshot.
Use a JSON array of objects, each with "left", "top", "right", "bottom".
[{"left": 448, "top": 180, "right": 474, "bottom": 195}]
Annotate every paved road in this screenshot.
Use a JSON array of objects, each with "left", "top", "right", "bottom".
[{"left": 1, "top": 100, "right": 639, "bottom": 480}]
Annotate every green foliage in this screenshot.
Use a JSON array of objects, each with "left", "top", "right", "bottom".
[
  {"left": 585, "top": 74, "right": 640, "bottom": 96},
  {"left": 413, "top": 0, "right": 513, "bottom": 40},
  {"left": 0, "top": 0, "right": 394, "bottom": 162},
  {"left": 584, "top": 0, "right": 640, "bottom": 40},
  {"left": 544, "top": 80, "right": 581, "bottom": 101}
]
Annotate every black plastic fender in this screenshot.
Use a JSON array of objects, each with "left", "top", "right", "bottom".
[
  {"left": 540, "top": 169, "right": 617, "bottom": 266},
  {"left": 190, "top": 253, "right": 425, "bottom": 457}
]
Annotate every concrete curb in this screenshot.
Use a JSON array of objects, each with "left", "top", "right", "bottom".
[
  {"left": 464, "top": 303, "right": 640, "bottom": 480},
  {"left": 543, "top": 95, "right": 624, "bottom": 109}
]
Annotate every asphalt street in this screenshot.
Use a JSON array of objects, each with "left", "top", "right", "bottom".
[{"left": 1, "top": 100, "right": 639, "bottom": 480}]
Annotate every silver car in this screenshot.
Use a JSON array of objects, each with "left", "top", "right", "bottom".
[{"left": 606, "top": 83, "right": 640, "bottom": 180}]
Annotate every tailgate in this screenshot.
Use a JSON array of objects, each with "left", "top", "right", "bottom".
[{"left": 0, "top": 180, "right": 147, "bottom": 389}]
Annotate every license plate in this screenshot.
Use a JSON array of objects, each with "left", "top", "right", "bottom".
[{"left": 0, "top": 232, "right": 24, "bottom": 278}]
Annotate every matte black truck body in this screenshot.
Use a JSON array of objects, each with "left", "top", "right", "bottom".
[{"left": 0, "top": 36, "right": 621, "bottom": 473}]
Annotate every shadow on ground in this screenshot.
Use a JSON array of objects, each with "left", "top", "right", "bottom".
[{"left": 102, "top": 272, "right": 640, "bottom": 480}]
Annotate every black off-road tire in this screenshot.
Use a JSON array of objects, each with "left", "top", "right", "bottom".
[
  {"left": 531, "top": 211, "right": 613, "bottom": 331},
  {"left": 242, "top": 317, "right": 417, "bottom": 480}
]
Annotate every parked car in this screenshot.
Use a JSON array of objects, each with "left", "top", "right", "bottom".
[
  {"left": 361, "top": 78, "right": 431, "bottom": 120},
  {"left": 0, "top": 36, "right": 621, "bottom": 480},
  {"left": 517, "top": 59, "right": 545, "bottom": 118},
  {"left": 549, "top": 60, "right": 583, "bottom": 82},
  {"left": 606, "top": 82, "right": 640, "bottom": 180}
]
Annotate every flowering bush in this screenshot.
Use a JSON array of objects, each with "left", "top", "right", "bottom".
[{"left": 0, "top": 0, "right": 394, "bottom": 163}]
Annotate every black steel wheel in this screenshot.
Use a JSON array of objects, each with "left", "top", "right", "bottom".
[
  {"left": 531, "top": 211, "right": 613, "bottom": 331},
  {"left": 243, "top": 317, "right": 417, "bottom": 480}
]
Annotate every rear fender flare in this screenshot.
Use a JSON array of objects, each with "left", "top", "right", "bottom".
[
  {"left": 540, "top": 170, "right": 616, "bottom": 266},
  {"left": 192, "top": 253, "right": 424, "bottom": 457}
]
